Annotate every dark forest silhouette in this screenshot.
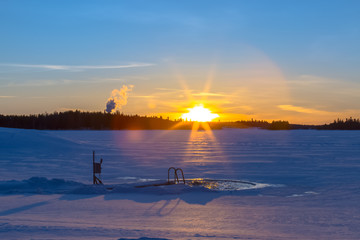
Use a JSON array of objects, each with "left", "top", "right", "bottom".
[
  {"left": 319, "top": 117, "right": 360, "bottom": 130},
  {"left": 0, "top": 111, "right": 179, "bottom": 130},
  {"left": 0, "top": 111, "right": 359, "bottom": 130}
]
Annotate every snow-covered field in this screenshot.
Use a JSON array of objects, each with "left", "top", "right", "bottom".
[{"left": 1, "top": 127, "right": 360, "bottom": 239}]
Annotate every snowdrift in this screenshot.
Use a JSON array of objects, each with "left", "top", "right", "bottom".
[{"left": 0, "top": 177, "right": 275, "bottom": 195}]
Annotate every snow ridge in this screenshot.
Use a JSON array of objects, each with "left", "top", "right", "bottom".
[{"left": 0, "top": 177, "right": 273, "bottom": 195}]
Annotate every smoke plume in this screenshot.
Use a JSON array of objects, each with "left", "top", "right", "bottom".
[{"left": 105, "top": 85, "right": 134, "bottom": 113}]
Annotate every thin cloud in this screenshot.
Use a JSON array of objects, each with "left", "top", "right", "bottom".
[
  {"left": 223, "top": 105, "right": 253, "bottom": 111},
  {"left": 4, "top": 80, "right": 69, "bottom": 87},
  {"left": 155, "top": 87, "right": 185, "bottom": 92},
  {"left": 0, "top": 63, "right": 154, "bottom": 71},
  {"left": 154, "top": 88, "right": 228, "bottom": 97},
  {"left": 192, "top": 92, "right": 227, "bottom": 97},
  {"left": 153, "top": 88, "right": 191, "bottom": 96},
  {"left": 131, "top": 95, "right": 159, "bottom": 99},
  {"left": 0, "top": 95, "right": 16, "bottom": 98},
  {"left": 2, "top": 78, "right": 128, "bottom": 87},
  {"left": 278, "top": 105, "right": 331, "bottom": 114}
]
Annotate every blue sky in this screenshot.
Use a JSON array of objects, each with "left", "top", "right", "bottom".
[{"left": 1, "top": 0, "right": 360, "bottom": 123}]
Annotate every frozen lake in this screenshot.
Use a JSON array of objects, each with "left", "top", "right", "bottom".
[{"left": 1, "top": 127, "right": 360, "bottom": 239}]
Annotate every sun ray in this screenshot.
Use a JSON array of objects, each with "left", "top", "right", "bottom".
[
  {"left": 170, "top": 64, "right": 194, "bottom": 104},
  {"left": 201, "top": 66, "right": 216, "bottom": 102},
  {"left": 199, "top": 122, "right": 215, "bottom": 141}
]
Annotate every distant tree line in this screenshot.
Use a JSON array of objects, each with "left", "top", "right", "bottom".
[
  {"left": 231, "top": 118, "right": 360, "bottom": 130},
  {"left": 229, "top": 119, "right": 291, "bottom": 130},
  {"left": 0, "top": 111, "right": 184, "bottom": 130},
  {"left": 0, "top": 111, "right": 359, "bottom": 130},
  {"left": 319, "top": 117, "right": 360, "bottom": 130}
]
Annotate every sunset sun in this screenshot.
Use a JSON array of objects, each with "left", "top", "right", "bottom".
[{"left": 181, "top": 104, "right": 219, "bottom": 122}]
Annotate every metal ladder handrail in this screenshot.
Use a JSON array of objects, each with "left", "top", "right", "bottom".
[
  {"left": 175, "top": 168, "right": 185, "bottom": 184},
  {"left": 168, "top": 167, "right": 179, "bottom": 183},
  {"left": 168, "top": 167, "right": 185, "bottom": 184}
]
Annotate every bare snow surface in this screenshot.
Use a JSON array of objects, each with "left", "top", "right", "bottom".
[{"left": 1, "top": 127, "right": 360, "bottom": 239}]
